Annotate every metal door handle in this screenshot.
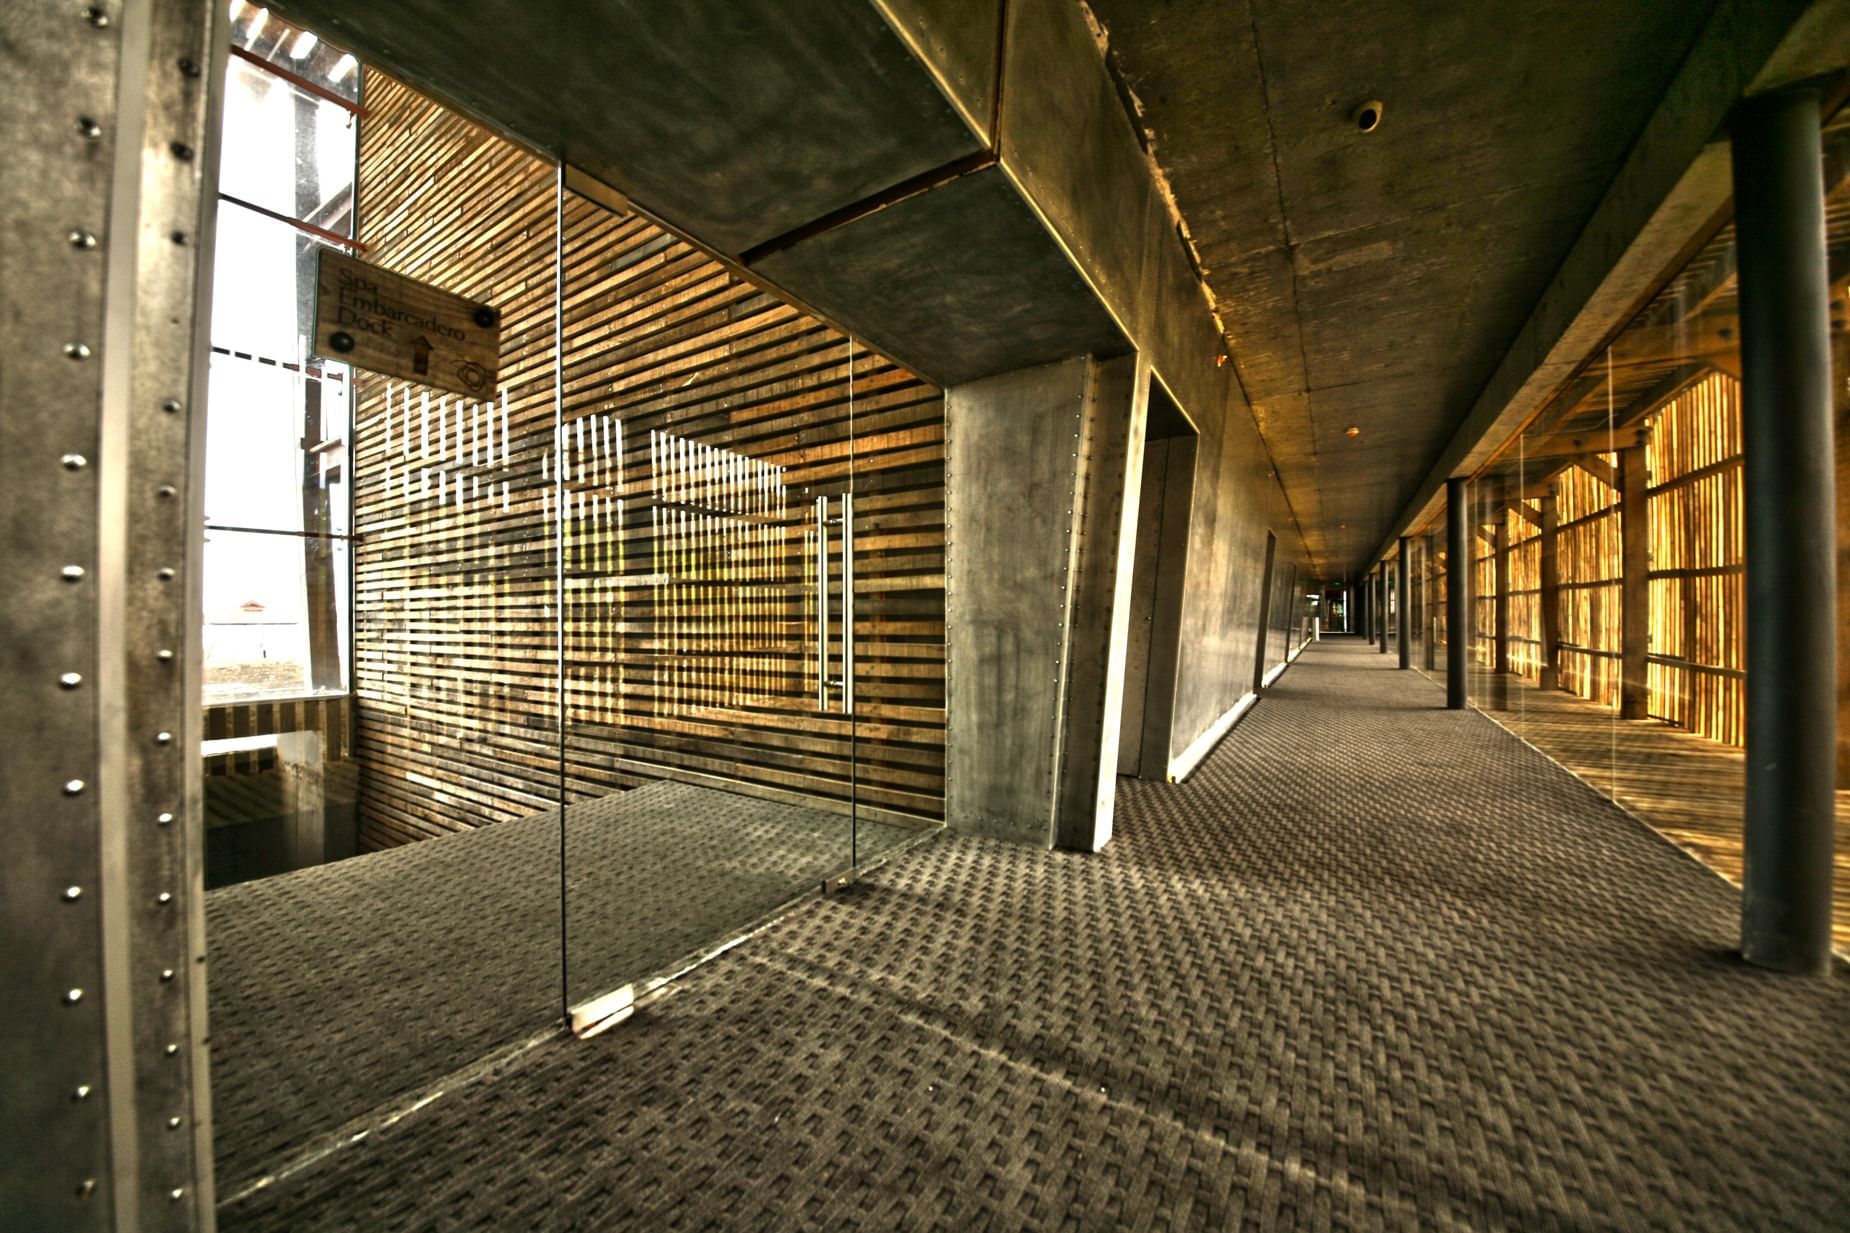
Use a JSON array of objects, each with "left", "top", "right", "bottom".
[
  {"left": 815, "top": 495, "right": 828, "bottom": 709},
  {"left": 840, "top": 492, "right": 854, "bottom": 715}
]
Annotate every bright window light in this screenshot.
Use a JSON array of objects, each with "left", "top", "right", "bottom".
[
  {"left": 289, "top": 30, "right": 319, "bottom": 59},
  {"left": 330, "top": 53, "right": 357, "bottom": 83}
]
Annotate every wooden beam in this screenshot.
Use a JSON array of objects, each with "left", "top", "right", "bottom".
[
  {"left": 1575, "top": 455, "right": 1621, "bottom": 490},
  {"left": 1613, "top": 363, "right": 1709, "bottom": 430},
  {"left": 1619, "top": 437, "right": 1651, "bottom": 720}
]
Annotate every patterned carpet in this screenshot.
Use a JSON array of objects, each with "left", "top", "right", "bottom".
[
  {"left": 220, "top": 637, "right": 1850, "bottom": 1230},
  {"left": 207, "top": 782, "right": 921, "bottom": 1190}
]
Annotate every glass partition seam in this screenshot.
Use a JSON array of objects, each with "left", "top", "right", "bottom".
[
  {"left": 850, "top": 335, "right": 859, "bottom": 872},
  {"left": 555, "top": 162, "right": 569, "bottom": 1028}
]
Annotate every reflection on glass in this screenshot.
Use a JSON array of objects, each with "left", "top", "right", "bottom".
[
  {"left": 201, "top": 53, "right": 567, "bottom": 1194},
  {"left": 218, "top": 54, "right": 356, "bottom": 226},
  {"left": 204, "top": 350, "right": 351, "bottom": 537},
  {"left": 203, "top": 529, "right": 348, "bottom": 702},
  {"left": 1452, "top": 98, "right": 1850, "bottom": 945},
  {"left": 208, "top": 202, "right": 339, "bottom": 360}
]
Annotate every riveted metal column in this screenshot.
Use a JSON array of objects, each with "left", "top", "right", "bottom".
[
  {"left": 1733, "top": 88, "right": 1835, "bottom": 973},
  {"left": 1446, "top": 479, "right": 1469, "bottom": 708},
  {"left": 3, "top": 0, "right": 221, "bottom": 1224},
  {"left": 1397, "top": 537, "right": 1411, "bottom": 668}
]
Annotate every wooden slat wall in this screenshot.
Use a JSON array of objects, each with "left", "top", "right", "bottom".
[
  {"left": 1554, "top": 459, "right": 1624, "bottom": 706},
  {"left": 1472, "top": 507, "right": 1495, "bottom": 667},
  {"left": 1646, "top": 372, "right": 1745, "bottom": 745},
  {"left": 346, "top": 73, "right": 946, "bottom": 851},
  {"left": 1506, "top": 502, "right": 1542, "bottom": 678},
  {"left": 552, "top": 192, "right": 946, "bottom": 825},
  {"left": 1456, "top": 371, "right": 1745, "bottom": 746},
  {"left": 348, "top": 73, "right": 563, "bottom": 851},
  {"left": 202, "top": 696, "right": 352, "bottom": 775}
]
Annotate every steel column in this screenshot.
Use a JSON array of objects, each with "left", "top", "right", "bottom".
[
  {"left": 1397, "top": 537, "right": 1411, "bottom": 668},
  {"left": 1377, "top": 567, "right": 1389, "bottom": 654},
  {"left": 1733, "top": 88, "right": 1836, "bottom": 973},
  {"left": 1446, "top": 479, "right": 1469, "bottom": 708}
]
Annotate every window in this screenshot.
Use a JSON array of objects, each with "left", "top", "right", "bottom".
[{"left": 203, "top": 4, "right": 360, "bottom": 702}]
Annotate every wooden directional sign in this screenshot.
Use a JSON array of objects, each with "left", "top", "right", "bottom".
[{"left": 313, "top": 247, "right": 501, "bottom": 398}]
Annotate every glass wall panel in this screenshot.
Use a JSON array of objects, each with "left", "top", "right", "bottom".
[
  {"left": 556, "top": 184, "right": 948, "bottom": 1029},
  {"left": 1455, "top": 98, "right": 1850, "bottom": 954},
  {"left": 201, "top": 40, "right": 566, "bottom": 1195}
]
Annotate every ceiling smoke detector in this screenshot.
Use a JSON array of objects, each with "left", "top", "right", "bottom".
[{"left": 1351, "top": 100, "right": 1384, "bottom": 133}]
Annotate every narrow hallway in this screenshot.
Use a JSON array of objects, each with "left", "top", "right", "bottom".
[{"left": 225, "top": 637, "right": 1849, "bottom": 1232}]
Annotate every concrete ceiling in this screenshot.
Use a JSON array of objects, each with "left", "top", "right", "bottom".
[{"left": 1085, "top": 0, "right": 1719, "bottom": 580}]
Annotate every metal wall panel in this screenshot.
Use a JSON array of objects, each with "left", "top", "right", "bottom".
[
  {"left": 1, "top": 3, "right": 132, "bottom": 1224},
  {"left": 0, "top": 0, "right": 219, "bottom": 1227},
  {"left": 115, "top": 0, "right": 225, "bottom": 1221}
]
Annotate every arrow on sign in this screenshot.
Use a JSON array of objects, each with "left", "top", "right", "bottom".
[{"left": 410, "top": 335, "right": 432, "bottom": 376}]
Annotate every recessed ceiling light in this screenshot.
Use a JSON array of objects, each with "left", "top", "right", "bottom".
[
  {"left": 1352, "top": 99, "right": 1385, "bottom": 133},
  {"left": 1345, "top": 425, "right": 1360, "bottom": 437}
]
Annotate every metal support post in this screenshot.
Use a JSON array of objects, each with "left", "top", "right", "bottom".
[
  {"left": 1733, "top": 88, "right": 1835, "bottom": 973},
  {"left": 1377, "top": 567, "right": 1389, "bottom": 654},
  {"left": 1397, "top": 537, "right": 1411, "bottom": 668},
  {"left": 1446, "top": 479, "right": 1469, "bottom": 708}
]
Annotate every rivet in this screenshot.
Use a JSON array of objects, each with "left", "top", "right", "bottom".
[
  {"left": 165, "top": 1043, "right": 179, "bottom": 1056},
  {"left": 154, "top": 731, "right": 173, "bottom": 745},
  {"left": 63, "top": 565, "right": 85, "bottom": 581},
  {"left": 64, "top": 779, "right": 86, "bottom": 796},
  {"left": 83, "top": 6, "right": 109, "bottom": 27},
  {"left": 61, "top": 672, "right": 83, "bottom": 689},
  {"left": 77, "top": 1180, "right": 97, "bottom": 1200},
  {"left": 166, "top": 1116, "right": 182, "bottom": 1130},
  {"left": 76, "top": 117, "right": 102, "bottom": 140},
  {"left": 64, "top": 988, "right": 84, "bottom": 1005},
  {"left": 169, "top": 142, "right": 194, "bottom": 162},
  {"left": 62, "top": 453, "right": 88, "bottom": 470},
  {"left": 177, "top": 56, "right": 201, "bottom": 78},
  {"left": 169, "top": 231, "right": 188, "bottom": 246},
  {"left": 157, "top": 567, "right": 175, "bottom": 580},
  {"left": 67, "top": 230, "right": 98, "bottom": 250},
  {"left": 64, "top": 342, "right": 92, "bottom": 360},
  {"left": 160, "top": 398, "right": 181, "bottom": 414},
  {"left": 156, "top": 811, "right": 173, "bottom": 825},
  {"left": 156, "top": 484, "right": 176, "bottom": 500},
  {"left": 156, "top": 892, "right": 173, "bottom": 906},
  {"left": 159, "top": 968, "right": 175, "bottom": 983},
  {"left": 157, "top": 649, "right": 175, "bottom": 662},
  {"left": 74, "top": 1084, "right": 92, "bottom": 1100},
  {"left": 63, "top": 885, "right": 83, "bottom": 901}
]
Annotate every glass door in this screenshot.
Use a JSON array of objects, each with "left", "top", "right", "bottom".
[{"left": 557, "top": 182, "right": 946, "bottom": 1029}]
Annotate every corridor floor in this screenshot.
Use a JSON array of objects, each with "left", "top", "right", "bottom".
[{"left": 222, "top": 636, "right": 1849, "bottom": 1232}]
